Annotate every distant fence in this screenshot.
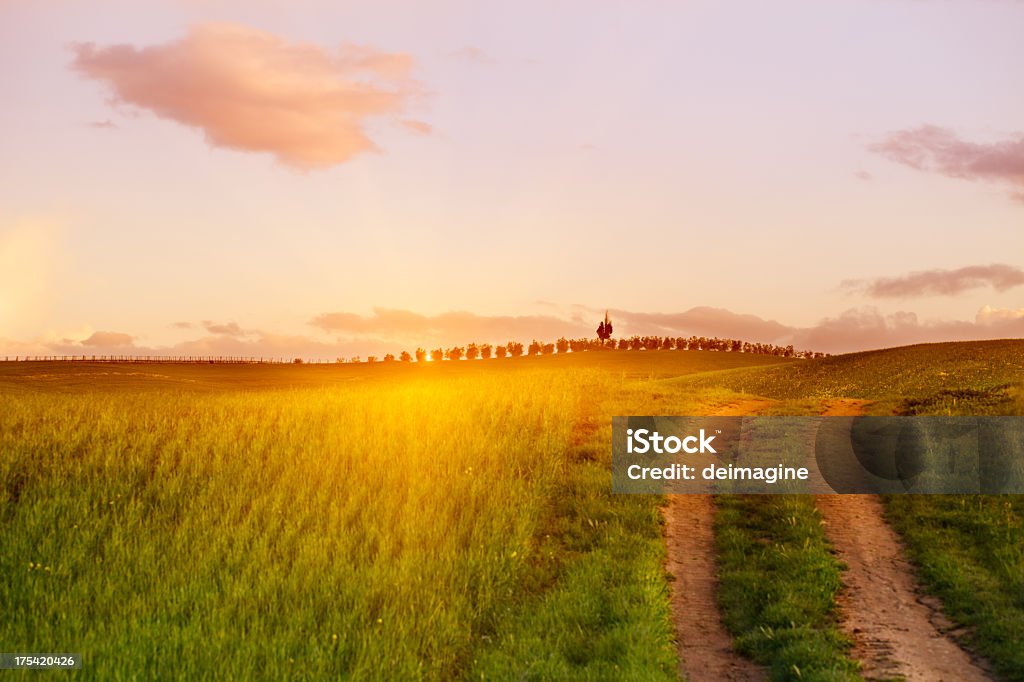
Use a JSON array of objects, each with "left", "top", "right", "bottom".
[{"left": 1, "top": 356, "right": 307, "bottom": 364}]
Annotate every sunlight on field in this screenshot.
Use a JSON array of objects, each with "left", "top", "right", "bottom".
[
  {"left": 2, "top": 343, "right": 1022, "bottom": 680},
  {"left": 2, "top": 350, "right": 786, "bottom": 679},
  {"left": 1, "top": 372, "right": 581, "bottom": 678}
]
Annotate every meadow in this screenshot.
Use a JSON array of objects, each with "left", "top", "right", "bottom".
[
  {"left": 1, "top": 341, "right": 1023, "bottom": 680},
  {"left": 679, "top": 340, "right": 1024, "bottom": 681},
  {"left": 0, "top": 352, "right": 781, "bottom": 680}
]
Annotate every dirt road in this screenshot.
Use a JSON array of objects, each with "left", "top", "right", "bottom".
[
  {"left": 817, "top": 495, "right": 990, "bottom": 681},
  {"left": 816, "top": 399, "right": 991, "bottom": 680},
  {"left": 663, "top": 396, "right": 989, "bottom": 680},
  {"left": 664, "top": 399, "right": 772, "bottom": 681}
]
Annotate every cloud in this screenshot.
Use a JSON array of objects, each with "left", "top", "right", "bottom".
[
  {"left": 201, "top": 320, "right": 249, "bottom": 336},
  {"left": 976, "top": 305, "right": 1024, "bottom": 325},
  {"left": 171, "top": 321, "right": 194, "bottom": 329},
  {"left": 854, "top": 170, "right": 872, "bottom": 181},
  {"left": 303, "top": 305, "right": 807, "bottom": 351},
  {"left": 843, "top": 264, "right": 1024, "bottom": 298},
  {"left": 2, "top": 328, "right": 373, "bottom": 361},
  {"left": 310, "top": 308, "right": 588, "bottom": 344},
  {"left": 4, "top": 301, "right": 1023, "bottom": 360},
  {"left": 308, "top": 304, "right": 1024, "bottom": 355},
  {"left": 603, "top": 306, "right": 793, "bottom": 343},
  {"left": 869, "top": 125, "right": 1024, "bottom": 202},
  {"left": 71, "top": 24, "right": 425, "bottom": 168},
  {"left": 167, "top": 331, "right": 354, "bottom": 360},
  {"left": 582, "top": 305, "right": 1022, "bottom": 354},
  {"left": 793, "top": 307, "right": 1024, "bottom": 353},
  {"left": 88, "top": 119, "right": 118, "bottom": 129},
  {"left": 81, "top": 331, "right": 134, "bottom": 347},
  {"left": 308, "top": 306, "right": 797, "bottom": 348}
]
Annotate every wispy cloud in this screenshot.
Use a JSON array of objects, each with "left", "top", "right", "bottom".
[
  {"left": 869, "top": 125, "right": 1024, "bottom": 203},
  {"left": 307, "top": 304, "right": 1024, "bottom": 355},
  {"left": 794, "top": 307, "right": 1024, "bottom": 353},
  {"left": 843, "top": 264, "right": 1024, "bottom": 298},
  {"left": 4, "top": 301, "right": 1023, "bottom": 360},
  {"left": 2, "top": 329, "right": 369, "bottom": 361},
  {"left": 976, "top": 305, "right": 1024, "bottom": 325},
  {"left": 201, "top": 320, "right": 249, "bottom": 337},
  {"left": 308, "top": 306, "right": 798, "bottom": 348},
  {"left": 71, "top": 24, "right": 425, "bottom": 168},
  {"left": 81, "top": 331, "right": 134, "bottom": 347},
  {"left": 602, "top": 307, "right": 793, "bottom": 342},
  {"left": 310, "top": 308, "right": 587, "bottom": 344}
]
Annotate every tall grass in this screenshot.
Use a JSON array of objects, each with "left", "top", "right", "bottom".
[
  {"left": 4, "top": 342, "right": 1022, "bottom": 679},
  {"left": 885, "top": 495, "right": 1024, "bottom": 681},
  {"left": 2, "top": 373, "right": 579, "bottom": 679},
  {"left": 694, "top": 341, "right": 1024, "bottom": 679},
  {"left": 1, "top": 362, "right": 692, "bottom": 680},
  {"left": 715, "top": 495, "right": 858, "bottom": 681},
  {"left": 882, "top": 381, "right": 1024, "bottom": 681}
]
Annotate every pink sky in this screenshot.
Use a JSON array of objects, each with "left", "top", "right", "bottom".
[{"left": 1, "top": 0, "right": 1022, "bottom": 358}]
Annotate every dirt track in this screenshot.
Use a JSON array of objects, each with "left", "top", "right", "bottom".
[
  {"left": 664, "top": 495, "right": 766, "bottom": 681},
  {"left": 818, "top": 495, "right": 990, "bottom": 681},
  {"left": 664, "top": 400, "right": 771, "bottom": 681},
  {"left": 663, "top": 397, "right": 991, "bottom": 680},
  {"left": 659, "top": 395, "right": 987, "bottom": 675},
  {"left": 816, "top": 400, "right": 991, "bottom": 680}
]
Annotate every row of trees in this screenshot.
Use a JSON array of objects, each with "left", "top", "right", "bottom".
[{"left": 342, "top": 335, "right": 827, "bottom": 363}]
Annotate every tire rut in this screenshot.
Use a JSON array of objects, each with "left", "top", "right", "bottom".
[
  {"left": 664, "top": 399, "right": 772, "bottom": 681},
  {"left": 816, "top": 399, "right": 991, "bottom": 681}
]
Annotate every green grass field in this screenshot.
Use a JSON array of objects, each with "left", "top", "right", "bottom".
[
  {"left": 680, "top": 340, "right": 1024, "bottom": 681},
  {"left": 0, "top": 351, "right": 784, "bottom": 680},
  {"left": 715, "top": 495, "right": 858, "bottom": 681},
  {"left": 1, "top": 342, "right": 1022, "bottom": 680}
]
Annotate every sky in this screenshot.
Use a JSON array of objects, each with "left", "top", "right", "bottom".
[{"left": 1, "top": 0, "right": 1022, "bottom": 358}]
